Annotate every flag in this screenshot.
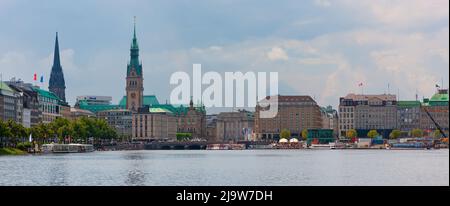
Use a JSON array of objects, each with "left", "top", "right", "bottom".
[
  {"left": 358, "top": 83, "right": 363, "bottom": 87},
  {"left": 40, "top": 75, "right": 44, "bottom": 83},
  {"left": 436, "top": 84, "right": 440, "bottom": 88},
  {"left": 29, "top": 133, "right": 33, "bottom": 143},
  {"left": 33, "top": 73, "right": 37, "bottom": 81}
]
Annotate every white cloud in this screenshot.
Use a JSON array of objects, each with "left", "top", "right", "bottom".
[
  {"left": 314, "top": 0, "right": 331, "bottom": 7},
  {"left": 267, "top": 47, "right": 289, "bottom": 61},
  {"left": 337, "top": 0, "right": 449, "bottom": 27}
]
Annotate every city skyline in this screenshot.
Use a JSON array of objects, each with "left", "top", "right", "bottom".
[{"left": 0, "top": 0, "right": 448, "bottom": 110}]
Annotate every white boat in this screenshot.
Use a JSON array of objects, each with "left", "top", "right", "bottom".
[
  {"left": 309, "top": 144, "right": 331, "bottom": 149},
  {"left": 41, "top": 143, "right": 95, "bottom": 153}
]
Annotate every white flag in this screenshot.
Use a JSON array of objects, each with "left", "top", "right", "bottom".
[{"left": 29, "top": 133, "right": 32, "bottom": 143}]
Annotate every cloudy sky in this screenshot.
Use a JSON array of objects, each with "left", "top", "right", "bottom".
[{"left": 0, "top": 0, "right": 448, "bottom": 112}]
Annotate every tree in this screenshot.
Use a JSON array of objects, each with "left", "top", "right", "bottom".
[
  {"left": 176, "top": 133, "right": 192, "bottom": 141},
  {"left": 301, "top": 129, "right": 308, "bottom": 140},
  {"left": 433, "top": 130, "right": 443, "bottom": 138},
  {"left": 411, "top": 128, "right": 423, "bottom": 138},
  {"left": 280, "top": 129, "right": 291, "bottom": 139},
  {"left": 0, "top": 120, "right": 12, "bottom": 138},
  {"left": 389, "top": 130, "right": 402, "bottom": 139},
  {"left": 367, "top": 130, "right": 379, "bottom": 138},
  {"left": 346, "top": 129, "right": 357, "bottom": 139}
]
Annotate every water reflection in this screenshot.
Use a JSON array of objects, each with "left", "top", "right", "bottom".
[
  {"left": 123, "top": 152, "right": 146, "bottom": 186},
  {"left": 46, "top": 155, "right": 68, "bottom": 186}
]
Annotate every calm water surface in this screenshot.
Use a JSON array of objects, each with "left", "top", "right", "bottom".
[{"left": 0, "top": 150, "right": 448, "bottom": 186}]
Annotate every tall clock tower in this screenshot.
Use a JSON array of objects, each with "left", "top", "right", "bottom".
[{"left": 126, "top": 17, "right": 144, "bottom": 111}]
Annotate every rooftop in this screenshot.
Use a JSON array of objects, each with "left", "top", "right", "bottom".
[
  {"left": 118, "top": 95, "right": 160, "bottom": 107},
  {"left": 0, "top": 82, "right": 15, "bottom": 95},
  {"left": 343, "top": 93, "right": 397, "bottom": 101},
  {"left": 32, "top": 87, "right": 61, "bottom": 101}
]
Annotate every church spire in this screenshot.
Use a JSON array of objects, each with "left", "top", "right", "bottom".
[
  {"left": 49, "top": 32, "right": 66, "bottom": 102},
  {"left": 53, "top": 32, "right": 61, "bottom": 68},
  {"left": 131, "top": 16, "right": 139, "bottom": 50},
  {"left": 128, "top": 16, "right": 141, "bottom": 76}
]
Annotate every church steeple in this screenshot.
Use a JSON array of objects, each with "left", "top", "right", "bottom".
[
  {"left": 53, "top": 32, "right": 61, "bottom": 68},
  {"left": 128, "top": 16, "right": 141, "bottom": 76},
  {"left": 126, "top": 17, "right": 144, "bottom": 111},
  {"left": 49, "top": 32, "right": 66, "bottom": 102}
]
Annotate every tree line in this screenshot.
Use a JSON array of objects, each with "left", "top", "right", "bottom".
[{"left": 0, "top": 117, "right": 118, "bottom": 148}]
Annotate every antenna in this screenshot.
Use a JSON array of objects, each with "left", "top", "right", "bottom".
[{"left": 415, "top": 88, "right": 418, "bottom": 101}]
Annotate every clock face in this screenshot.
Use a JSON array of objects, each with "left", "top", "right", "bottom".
[{"left": 131, "top": 93, "right": 136, "bottom": 98}]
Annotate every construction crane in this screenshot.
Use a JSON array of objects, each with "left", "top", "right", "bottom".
[{"left": 423, "top": 107, "right": 447, "bottom": 138}]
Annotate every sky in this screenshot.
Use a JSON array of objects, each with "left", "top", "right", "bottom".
[{"left": 0, "top": 0, "right": 448, "bottom": 112}]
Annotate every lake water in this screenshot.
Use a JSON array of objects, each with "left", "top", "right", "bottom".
[{"left": 0, "top": 149, "right": 448, "bottom": 186}]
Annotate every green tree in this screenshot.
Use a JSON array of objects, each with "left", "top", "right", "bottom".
[
  {"left": 433, "top": 130, "right": 443, "bottom": 138},
  {"left": 367, "top": 130, "right": 379, "bottom": 138},
  {"left": 301, "top": 129, "right": 308, "bottom": 140},
  {"left": 176, "top": 133, "right": 192, "bottom": 141},
  {"left": 280, "top": 129, "right": 291, "bottom": 139},
  {"left": 346, "top": 129, "right": 357, "bottom": 139},
  {"left": 0, "top": 120, "right": 13, "bottom": 138},
  {"left": 389, "top": 130, "right": 402, "bottom": 139},
  {"left": 411, "top": 128, "right": 423, "bottom": 138}
]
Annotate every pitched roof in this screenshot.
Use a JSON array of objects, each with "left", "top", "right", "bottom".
[
  {"left": 32, "top": 87, "right": 61, "bottom": 100},
  {"left": 0, "top": 82, "right": 15, "bottom": 95},
  {"left": 118, "top": 95, "right": 160, "bottom": 107}
]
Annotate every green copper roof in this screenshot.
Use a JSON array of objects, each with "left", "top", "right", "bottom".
[
  {"left": 152, "top": 104, "right": 206, "bottom": 115},
  {"left": 149, "top": 107, "right": 173, "bottom": 114},
  {"left": 127, "top": 17, "right": 142, "bottom": 76},
  {"left": 423, "top": 90, "right": 449, "bottom": 106},
  {"left": 430, "top": 93, "right": 448, "bottom": 102},
  {"left": 119, "top": 95, "right": 160, "bottom": 107},
  {"left": 397, "top": 101, "right": 421, "bottom": 108},
  {"left": 0, "top": 82, "right": 14, "bottom": 94},
  {"left": 77, "top": 102, "right": 123, "bottom": 113},
  {"left": 32, "top": 87, "right": 61, "bottom": 101}
]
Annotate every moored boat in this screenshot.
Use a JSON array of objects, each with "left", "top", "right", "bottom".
[{"left": 41, "top": 143, "right": 95, "bottom": 153}]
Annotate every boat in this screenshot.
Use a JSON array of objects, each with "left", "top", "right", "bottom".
[
  {"left": 206, "top": 144, "right": 245, "bottom": 150},
  {"left": 41, "top": 143, "right": 95, "bottom": 153},
  {"left": 309, "top": 144, "right": 331, "bottom": 149}
]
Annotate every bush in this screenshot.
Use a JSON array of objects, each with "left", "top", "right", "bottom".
[
  {"left": 16, "top": 142, "right": 32, "bottom": 151},
  {"left": 176, "top": 133, "right": 193, "bottom": 141}
]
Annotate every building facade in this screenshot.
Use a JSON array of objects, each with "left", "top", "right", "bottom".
[
  {"left": 48, "top": 32, "right": 66, "bottom": 103},
  {"left": 397, "top": 101, "right": 421, "bottom": 132},
  {"left": 0, "top": 82, "right": 20, "bottom": 122},
  {"left": 420, "top": 89, "right": 449, "bottom": 136},
  {"left": 34, "top": 88, "right": 62, "bottom": 124},
  {"left": 132, "top": 107, "right": 177, "bottom": 140},
  {"left": 76, "top": 96, "right": 112, "bottom": 106},
  {"left": 205, "top": 114, "right": 218, "bottom": 142},
  {"left": 255, "top": 95, "right": 322, "bottom": 140},
  {"left": 175, "top": 99, "right": 206, "bottom": 139},
  {"left": 59, "top": 102, "right": 71, "bottom": 120},
  {"left": 5, "top": 80, "right": 42, "bottom": 127},
  {"left": 97, "top": 109, "right": 132, "bottom": 139},
  {"left": 70, "top": 107, "right": 96, "bottom": 120},
  {"left": 339, "top": 94, "right": 397, "bottom": 137},
  {"left": 216, "top": 110, "right": 254, "bottom": 142},
  {"left": 320, "top": 106, "right": 339, "bottom": 138}
]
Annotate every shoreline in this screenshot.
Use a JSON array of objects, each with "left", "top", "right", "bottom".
[{"left": 0, "top": 148, "right": 28, "bottom": 156}]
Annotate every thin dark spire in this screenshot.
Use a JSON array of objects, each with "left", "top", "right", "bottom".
[{"left": 53, "top": 32, "right": 61, "bottom": 68}]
